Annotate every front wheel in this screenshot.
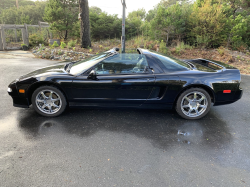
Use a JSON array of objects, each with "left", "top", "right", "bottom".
[
  {"left": 176, "top": 88, "right": 211, "bottom": 120},
  {"left": 32, "top": 86, "right": 67, "bottom": 117}
]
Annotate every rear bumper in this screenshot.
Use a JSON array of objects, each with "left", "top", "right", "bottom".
[
  {"left": 233, "top": 87, "right": 243, "bottom": 100},
  {"left": 214, "top": 88, "right": 243, "bottom": 106}
]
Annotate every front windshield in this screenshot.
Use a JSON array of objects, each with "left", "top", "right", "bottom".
[{"left": 70, "top": 52, "right": 112, "bottom": 75}]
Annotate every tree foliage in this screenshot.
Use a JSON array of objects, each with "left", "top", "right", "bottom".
[
  {"left": 43, "top": 0, "right": 78, "bottom": 40},
  {"left": 0, "top": 1, "right": 46, "bottom": 24},
  {"left": 188, "top": 0, "right": 226, "bottom": 47},
  {"left": 0, "top": 0, "right": 249, "bottom": 49},
  {"left": 0, "top": 0, "right": 35, "bottom": 14},
  {"left": 90, "top": 11, "right": 121, "bottom": 40},
  {"left": 150, "top": 2, "right": 191, "bottom": 44}
]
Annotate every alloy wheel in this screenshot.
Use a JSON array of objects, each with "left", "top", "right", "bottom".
[
  {"left": 180, "top": 91, "right": 208, "bottom": 118},
  {"left": 35, "top": 90, "right": 62, "bottom": 115}
]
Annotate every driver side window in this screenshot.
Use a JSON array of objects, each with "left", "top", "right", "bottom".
[{"left": 95, "top": 54, "right": 148, "bottom": 75}]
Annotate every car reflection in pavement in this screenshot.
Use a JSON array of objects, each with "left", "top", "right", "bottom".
[{"left": 18, "top": 108, "right": 231, "bottom": 151}]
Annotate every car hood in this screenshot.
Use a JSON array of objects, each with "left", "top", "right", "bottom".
[{"left": 19, "top": 63, "right": 67, "bottom": 80}]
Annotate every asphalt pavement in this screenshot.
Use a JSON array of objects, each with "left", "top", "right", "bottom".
[{"left": 0, "top": 54, "right": 250, "bottom": 187}]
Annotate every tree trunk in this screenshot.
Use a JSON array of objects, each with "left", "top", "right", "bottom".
[
  {"left": 79, "top": 0, "right": 91, "bottom": 48},
  {"left": 166, "top": 32, "right": 169, "bottom": 46},
  {"left": 64, "top": 30, "right": 68, "bottom": 40}
]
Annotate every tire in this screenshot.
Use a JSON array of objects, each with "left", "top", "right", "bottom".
[
  {"left": 31, "top": 86, "right": 67, "bottom": 117},
  {"left": 176, "top": 88, "right": 211, "bottom": 120}
]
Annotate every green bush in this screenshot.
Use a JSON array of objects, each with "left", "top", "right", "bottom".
[
  {"left": 60, "top": 42, "right": 67, "bottom": 49},
  {"left": 58, "top": 49, "right": 63, "bottom": 55},
  {"left": 217, "top": 46, "right": 225, "bottom": 56},
  {"left": 174, "top": 41, "right": 193, "bottom": 55},
  {"left": 29, "top": 33, "right": 45, "bottom": 47},
  {"left": 159, "top": 40, "right": 168, "bottom": 54},
  {"left": 52, "top": 41, "right": 59, "bottom": 47},
  {"left": 49, "top": 44, "right": 54, "bottom": 49},
  {"left": 67, "top": 40, "right": 77, "bottom": 48}
]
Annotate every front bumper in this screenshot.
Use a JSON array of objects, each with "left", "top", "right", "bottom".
[
  {"left": 8, "top": 80, "right": 30, "bottom": 108},
  {"left": 12, "top": 97, "right": 30, "bottom": 108}
]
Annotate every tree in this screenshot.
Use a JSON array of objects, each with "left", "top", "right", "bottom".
[
  {"left": 158, "top": 0, "right": 187, "bottom": 8},
  {"left": 90, "top": 6, "right": 102, "bottom": 15},
  {"left": 126, "top": 9, "right": 146, "bottom": 37},
  {"left": 188, "top": 0, "right": 226, "bottom": 47},
  {"left": 222, "top": 0, "right": 250, "bottom": 48},
  {"left": 79, "top": 0, "right": 91, "bottom": 48},
  {"left": 0, "top": 0, "right": 34, "bottom": 14},
  {"left": 0, "top": 1, "right": 46, "bottom": 25},
  {"left": 43, "top": 0, "right": 78, "bottom": 40},
  {"left": 151, "top": 2, "right": 190, "bottom": 44},
  {"left": 90, "top": 11, "right": 121, "bottom": 40},
  {"left": 127, "top": 8, "right": 146, "bottom": 20},
  {"left": 145, "top": 10, "right": 156, "bottom": 22}
]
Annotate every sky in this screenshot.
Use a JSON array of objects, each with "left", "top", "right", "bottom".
[{"left": 88, "top": 0, "right": 162, "bottom": 17}]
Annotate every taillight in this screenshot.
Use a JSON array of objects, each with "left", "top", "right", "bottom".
[{"left": 223, "top": 90, "right": 231, "bottom": 93}]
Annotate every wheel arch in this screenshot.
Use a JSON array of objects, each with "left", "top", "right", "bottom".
[
  {"left": 173, "top": 84, "right": 215, "bottom": 109},
  {"left": 27, "top": 81, "right": 68, "bottom": 104}
]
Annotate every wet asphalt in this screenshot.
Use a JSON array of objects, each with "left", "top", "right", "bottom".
[{"left": 0, "top": 55, "right": 250, "bottom": 187}]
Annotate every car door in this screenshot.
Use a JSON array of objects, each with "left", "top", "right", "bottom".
[{"left": 70, "top": 53, "right": 155, "bottom": 107}]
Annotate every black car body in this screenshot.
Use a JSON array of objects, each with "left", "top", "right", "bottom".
[{"left": 8, "top": 48, "right": 243, "bottom": 119}]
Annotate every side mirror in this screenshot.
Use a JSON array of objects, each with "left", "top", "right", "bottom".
[
  {"left": 145, "top": 66, "right": 154, "bottom": 73},
  {"left": 87, "top": 70, "right": 97, "bottom": 80}
]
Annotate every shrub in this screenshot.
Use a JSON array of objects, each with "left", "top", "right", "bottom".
[
  {"left": 29, "top": 33, "right": 45, "bottom": 47},
  {"left": 217, "top": 46, "right": 225, "bottom": 56},
  {"left": 49, "top": 44, "right": 54, "bottom": 49},
  {"left": 174, "top": 41, "right": 193, "bottom": 55},
  {"left": 58, "top": 50, "right": 63, "bottom": 55},
  {"left": 159, "top": 40, "right": 168, "bottom": 54},
  {"left": 52, "top": 41, "right": 59, "bottom": 47},
  {"left": 68, "top": 40, "right": 77, "bottom": 48},
  {"left": 60, "top": 42, "right": 67, "bottom": 49}
]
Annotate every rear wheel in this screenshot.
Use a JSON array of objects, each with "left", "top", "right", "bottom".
[
  {"left": 176, "top": 88, "right": 211, "bottom": 120},
  {"left": 32, "top": 86, "right": 67, "bottom": 117}
]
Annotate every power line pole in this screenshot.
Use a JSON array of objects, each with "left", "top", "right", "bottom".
[{"left": 121, "top": 0, "right": 126, "bottom": 53}]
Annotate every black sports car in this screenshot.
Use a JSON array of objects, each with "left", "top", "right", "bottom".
[{"left": 7, "top": 48, "right": 243, "bottom": 119}]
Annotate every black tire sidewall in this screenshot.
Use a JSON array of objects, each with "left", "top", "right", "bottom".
[
  {"left": 176, "top": 88, "right": 211, "bottom": 120},
  {"left": 31, "top": 86, "right": 67, "bottom": 117}
]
